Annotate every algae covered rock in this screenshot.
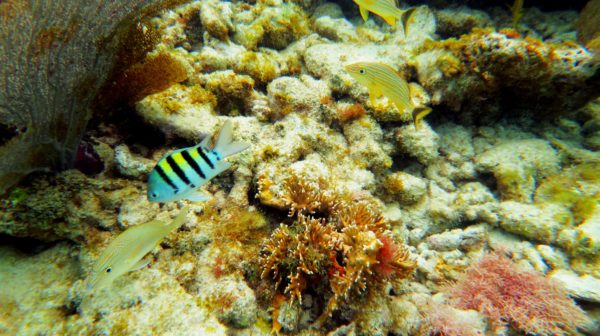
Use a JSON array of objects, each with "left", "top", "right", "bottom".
[
  {"left": 0, "top": 171, "right": 134, "bottom": 241},
  {"left": 577, "top": 0, "right": 600, "bottom": 55},
  {"left": 475, "top": 139, "right": 559, "bottom": 202},
  {"left": 394, "top": 124, "right": 440, "bottom": 166},
  {"left": 135, "top": 84, "right": 218, "bottom": 140},
  {"left": 496, "top": 201, "right": 563, "bottom": 244},
  {"left": 419, "top": 29, "right": 600, "bottom": 121},
  {"left": 209, "top": 277, "right": 258, "bottom": 328},
  {"left": 383, "top": 172, "right": 427, "bottom": 204}
]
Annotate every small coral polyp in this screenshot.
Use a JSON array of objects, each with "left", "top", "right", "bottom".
[{"left": 259, "top": 177, "right": 416, "bottom": 324}]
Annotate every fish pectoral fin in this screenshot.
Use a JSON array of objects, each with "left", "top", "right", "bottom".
[
  {"left": 129, "top": 257, "right": 151, "bottom": 273},
  {"left": 185, "top": 189, "right": 212, "bottom": 202},
  {"left": 369, "top": 86, "right": 382, "bottom": 105},
  {"left": 359, "top": 6, "right": 369, "bottom": 21}
]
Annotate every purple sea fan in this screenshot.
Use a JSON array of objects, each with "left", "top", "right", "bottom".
[
  {"left": 0, "top": 0, "right": 181, "bottom": 194},
  {"left": 448, "top": 252, "right": 590, "bottom": 335}
]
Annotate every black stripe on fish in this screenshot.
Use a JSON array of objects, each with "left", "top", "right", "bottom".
[
  {"left": 156, "top": 165, "right": 179, "bottom": 192},
  {"left": 182, "top": 150, "right": 206, "bottom": 179},
  {"left": 197, "top": 147, "right": 215, "bottom": 169},
  {"left": 166, "top": 155, "right": 191, "bottom": 186}
]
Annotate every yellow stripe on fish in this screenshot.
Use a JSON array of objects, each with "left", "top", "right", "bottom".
[
  {"left": 345, "top": 62, "right": 432, "bottom": 129},
  {"left": 147, "top": 120, "right": 250, "bottom": 203},
  {"left": 352, "top": 0, "right": 415, "bottom": 35}
]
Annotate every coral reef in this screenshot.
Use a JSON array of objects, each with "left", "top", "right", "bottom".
[
  {"left": 0, "top": 0, "right": 598, "bottom": 335},
  {"left": 417, "top": 29, "right": 600, "bottom": 121}
]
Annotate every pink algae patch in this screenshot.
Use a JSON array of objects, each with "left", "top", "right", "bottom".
[{"left": 448, "top": 252, "right": 590, "bottom": 336}]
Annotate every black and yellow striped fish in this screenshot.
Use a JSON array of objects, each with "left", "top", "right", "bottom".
[{"left": 147, "top": 120, "right": 249, "bottom": 202}]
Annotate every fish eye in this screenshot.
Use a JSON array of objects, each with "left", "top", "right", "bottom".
[
  {"left": 106, "top": 267, "right": 112, "bottom": 273},
  {"left": 151, "top": 192, "right": 158, "bottom": 198},
  {"left": 359, "top": 69, "right": 365, "bottom": 74}
]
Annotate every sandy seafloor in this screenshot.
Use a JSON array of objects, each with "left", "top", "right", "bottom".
[{"left": 0, "top": 0, "right": 599, "bottom": 335}]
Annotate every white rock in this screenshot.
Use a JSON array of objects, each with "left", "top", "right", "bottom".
[{"left": 549, "top": 269, "right": 600, "bottom": 303}]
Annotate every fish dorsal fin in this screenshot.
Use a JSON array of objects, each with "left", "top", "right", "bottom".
[
  {"left": 213, "top": 120, "right": 250, "bottom": 158},
  {"left": 199, "top": 135, "right": 211, "bottom": 148},
  {"left": 359, "top": 6, "right": 369, "bottom": 22},
  {"left": 168, "top": 206, "right": 190, "bottom": 231}
]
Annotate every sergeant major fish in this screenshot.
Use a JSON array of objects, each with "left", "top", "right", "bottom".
[
  {"left": 345, "top": 62, "right": 432, "bottom": 130},
  {"left": 85, "top": 206, "right": 189, "bottom": 292},
  {"left": 147, "top": 120, "right": 249, "bottom": 203},
  {"left": 352, "top": 0, "right": 415, "bottom": 34}
]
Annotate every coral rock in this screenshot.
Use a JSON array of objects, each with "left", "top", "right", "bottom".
[
  {"left": 383, "top": 172, "right": 427, "bottom": 204},
  {"left": 496, "top": 201, "right": 563, "bottom": 244},
  {"left": 394, "top": 124, "right": 440, "bottom": 166},
  {"left": 475, "top": 139, "right": 559, "bottom": 202}
]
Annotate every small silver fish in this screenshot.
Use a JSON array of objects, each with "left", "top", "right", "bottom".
[
  {"left": 85, "top": 206, "right": 189, "bottom": 292},
  {"left": 147, "top": 120, "right": 249, "bottom": 203}
]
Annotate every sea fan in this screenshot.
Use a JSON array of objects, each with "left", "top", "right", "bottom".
[{"left": 0, "top": 0, "right": 182, "bottom": 194}]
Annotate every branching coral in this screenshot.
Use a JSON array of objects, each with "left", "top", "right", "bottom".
[
  {"left": 280, "top": 174, "right": 335, "bottom": 217},
  {"left": 259, "top": 182, "right": 416, "bottom": 327},
  {"left": 260, "top": 216, "right": 335, "bottom": 303},
  {"left": 448, "top": 252, "right": 590, "bottom": 335}
]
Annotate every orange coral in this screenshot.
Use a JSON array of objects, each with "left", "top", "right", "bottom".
[
  {"left": 337, "top": 103, "right": 366, "bottom": 123},
  {"left": 259, "top": 216, "right": 335, "bottom": 303},
  {"left": 373, "top": 235, "right": 415, "bottom": 279},
  {"left": 259, "top": 182, "right": 416, "bottom": 325},
  {"left": 281, "top": 174, "right": 334, "bottom": 216}
]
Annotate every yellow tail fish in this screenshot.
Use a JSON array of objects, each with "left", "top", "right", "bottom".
[
  {"left": 352, "top": 0, "right": 415, "bottom": 33},
  {"left": 85, "top": 206, "right": 189, "bottom": 292},
  {"left": 345, "top": 62, "right": 432, "bottom": 130}
]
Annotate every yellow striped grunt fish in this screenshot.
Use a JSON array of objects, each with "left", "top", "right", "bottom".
[
  {"left": 85, "top": 206, "right": 189, "bottom": 292},
  {"left": 147, "top": 120, "right": 249, "bottom": 203},
  {"left": 352, "top": 0, "right": 415, "bottom": 33},
  {"left": 345, "top": 62, "right": 432, "bottom": 129}
]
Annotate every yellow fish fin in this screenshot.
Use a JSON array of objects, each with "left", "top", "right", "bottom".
[
  {"left": 359, "top": 5, "right": 369, "bottom": 22},
  {"left": 369, "top": 85, "right": 382, "bottom": 105},
  {"left": 412, "top": 107, "right": 432, "bottom": 130},
  {"left": 383, "top": 15, "right": 397, "bottom": 26},
  {"left": 400, "top": 8, "right": 416, "bottom": 37}
]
